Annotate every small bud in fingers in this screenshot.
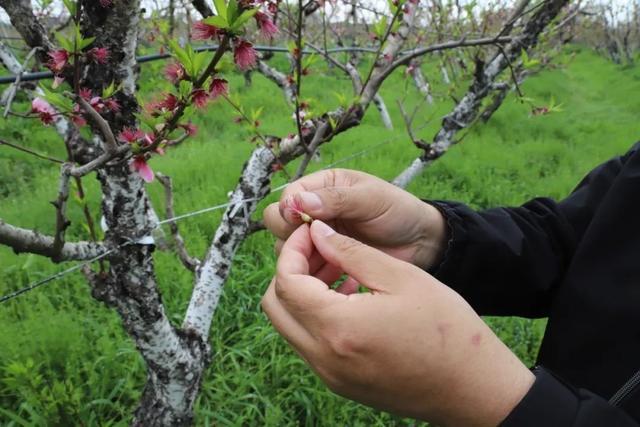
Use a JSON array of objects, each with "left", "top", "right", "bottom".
[{"left": 286, "top": 195, "right": 313, "bottom": 224}]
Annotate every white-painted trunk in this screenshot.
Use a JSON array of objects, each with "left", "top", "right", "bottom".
[{"left": 392, "top": 157, "right": 430, "bottom": 189}]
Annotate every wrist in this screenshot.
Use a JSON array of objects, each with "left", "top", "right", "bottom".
[{"left": 413, "top": 201, "right": 448, "bottom": 270}]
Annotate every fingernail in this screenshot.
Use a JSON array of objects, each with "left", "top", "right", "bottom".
[
  {"left": 299, "top": 191, "right": 322, "bottom": 211},
  {"left": 313, "top": 220, "right": 335, "bottom": 237}
]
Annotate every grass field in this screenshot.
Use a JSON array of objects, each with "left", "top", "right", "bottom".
[{"left": 1, "top": 46, "right": 639, "bottom": 426}]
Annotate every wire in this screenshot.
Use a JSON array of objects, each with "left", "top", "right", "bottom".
[
  {"left": 0, "top": 44, "right": 382, "bottom": 85},
  {"left": 0, "top": 248, "right": 115, "bottom": 304},
  {"left": 0, "top": 138, "right": 393, "bottom": 304}
]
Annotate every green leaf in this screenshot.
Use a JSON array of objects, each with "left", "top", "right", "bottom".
[
  {"left": 40, "top": 86, "right": 73, "bottom": 111},
  {"left": 168, "top": 39, "right": 193, "bottom": 75},
  {"left": 203, "top": 15, "right": 229, "bottom": 29},
  {"left": 78, "top": 36, "right": 95, "bottom": 50},
  {"left": 227, "top": 0, "right": 238, "bottom": 23},
  {"left": 374, "top": 16, "right": 388, "bottom": 39},
  {"left": 102, "top": 81, "right": 118, "bottom": 98},
  {"left": 178, "top": 80, "right": 193, "bottom": 99},
  {"left": 213, "top": 0, "right": 227, "bottom": 18},
  {"left": 62, "top": 0, "right": 76, "bottom": 16},
  {"left": 54, "top": 32, "right": 74, "bottom": 52},
  {"left": 192, "top": 52, "right": 209, "bottom": 77},
  {"left": 231, "top": 9, "right": 258, "bottom": 31}
]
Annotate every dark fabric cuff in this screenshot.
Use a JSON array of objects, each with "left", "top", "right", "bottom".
[
  {"left": 501, "top": 366, "right": 639, "bottom": 427},
  {"left": 422, "top": 200, "right": 469, "bottom": 282},
  {"left": 500, "top": 366, "right": 579, "bottom": 426}
]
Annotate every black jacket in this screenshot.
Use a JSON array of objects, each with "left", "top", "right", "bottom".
[{"left": 430, "top": 142, "right": 640, "bottom": 426}]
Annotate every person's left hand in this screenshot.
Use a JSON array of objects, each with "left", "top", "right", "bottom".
[{"left": 261, "top": 221, "right": 534, "bottom": 427}]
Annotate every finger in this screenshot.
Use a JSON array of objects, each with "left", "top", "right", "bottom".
[
  {"left": 262, "top": 278, "right": 317, "bottom": 353},
  {"left": 277, "top": 236, "right": 338, "bottom": 282},
  {"left": 280, "top": 186, "right": 383, "bottom": 225},
  {"left": 275, "top": 238, "right": 284, "bottom": 255},
  {"left": 276, "top": 223, "right": 346, "bottom": 314},
  {"left": 335, "top": 276, "right": 360, "bottom": 295},
  {"left": 309, "top": 220, "right": 417, "bottom": 293},
  {"left": 279, "top": 169, "right": 375, "bottom": 224},
  {"left": 264, "top": 203, "right": 297, "bottom": 240},
  {"left": 277, "top": 223, "right": 314, "bottom": 277},
  {"left": 313, "top": 262, "right": 343, "bottom": 286}
]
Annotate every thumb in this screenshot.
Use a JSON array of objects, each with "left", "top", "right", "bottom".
[
  {"left": 281, "top": 186, "right": 378, "bottom": 224},
  {"left": 309, "top": 220, "right": 413, "bottom": 293}
]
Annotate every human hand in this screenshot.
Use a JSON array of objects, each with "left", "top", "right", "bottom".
[
  {"left": 261, "top": 221, "right": 534, "bottom": 426},
  {"left": 263, "top": 169, "right": 447, "bottom": 270}
]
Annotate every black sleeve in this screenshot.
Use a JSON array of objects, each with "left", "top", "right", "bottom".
[
  {"left": 427, "top": 142, "right": 640, "bottom": 317},
  {"left": 500, "top": 367, "right": 638, "bottom": 426}
]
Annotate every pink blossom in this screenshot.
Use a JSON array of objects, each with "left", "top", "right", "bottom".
[
  {"left": 191, "top": 89, "right": 209, "bottom": 108},
  {"left": 47, "top": 49, "right": 69, "bottom": 74},
  {"left": 79, "top": 87, "right": 92, "bottom": 100},
  {"left": 209, "top": 78, "right": 228, "bottom": 99},
  {"left": 143, "top": 133, "right": 155, "bottom": 147},
  {"left": 71, "top": 114, "right": 86, "bottom": 127},
  {"left": 105, "top": 98, "right": 121, "bottom": 112},
  {"left": 99, "top": 0, "right": 112, "bottom": 7},
  {"left": 88, "top": 47, "right": 109, "bottom": 64},
  {"left": 119, "top": 128, "right": 145, "bottom": 144},
  {"left": 255, "top": 12, "right": 279, "bottom": 39},
  {"left": 160, "top": 93, "right": 179, "bottom": 111},
  {"left": 89, "top": 96, "right": 105, "bottom": 112},
  {"left": 192, "top": 21, "right": 220, "bottom": 40},
  {"left": 179, "top": 123, "right": 198, "bottom": 136},
  {"left": 164, "top": 62, "right": 186, "bottom": 84},
  {"left": 233, "top": 40, "right": 257, "bottom": 71},
  {"left": 285, "top": 195, "right": 313, "bottom": 223},
  {"left": 131, "top": 156, "right": 154, "bottom": 182},
  {"left": 31, "top": 98, "right": 56, "bottom": 125}
]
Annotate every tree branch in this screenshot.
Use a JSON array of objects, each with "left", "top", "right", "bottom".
[
  {"left": 156, "top": 174, "right": 201, "bottom": 272},
  {"left": 0, "top": 219, "right": 107, "bottom": 261},
  {"left": 51, "top": 164, "right": 72, "bottom": 261}
]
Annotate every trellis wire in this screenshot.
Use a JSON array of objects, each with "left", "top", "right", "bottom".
[
  {"left": 0, "top": 137, "right": 393, "bottom": 304},
  {"left": 0, "top": 44, "right": 384, "bottom": 85}
]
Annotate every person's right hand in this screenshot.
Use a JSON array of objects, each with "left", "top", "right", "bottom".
[{"left": 263, "top": 169, "right": 448, "bottom": 272}]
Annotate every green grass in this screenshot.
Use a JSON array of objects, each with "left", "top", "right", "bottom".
[{"left": 1, "top": 46, "right": 639, "bottom": 425}]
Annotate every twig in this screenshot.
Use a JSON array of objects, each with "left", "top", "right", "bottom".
[
  {"left": 0, "top": 138, "right": 65, "bottom": 164},
  {"left": 293, "top": 0, "right": 310, "bottom": 154},
  {"left": 69, "top": 145, "right": 131, "bottom": 177},
  {"left": 73, "top": 93, "right": 118, "bottom": 153},
  {"left": 397, "top": 100, "right": 430, "bottom": 151},
  {"left": 156, "top": 174, "right": 200, "bottom": 272},
  {"left": 221, "top": 93, "right": 291, "bottom": 180},
  {"left": 293, "top": 120, "right": 329, "bottom": 180},
  {"left": 3, "top": 46, "right": 40, "bottom": 118},
  {"left": 51, "top": 163, "right": 73, "bottom": 262}
]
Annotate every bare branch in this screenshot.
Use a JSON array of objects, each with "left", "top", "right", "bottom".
[
  {"left": 156, "top": 174, "right": 201, "bottom": 272},
  {"left": 51, "top": 164, "right": 73, "bottom": 261},
  {"left": 293, "top": 121, "right": 330, "bottom": 180},
  {"left": 0, "top": 0, "right": 55, "bottom": 59},
  {"left": 3, "top": 47, "right": 40, "bottom": 118},
  {"left": 70, "top": 145, "right": 130, "bottom": 178},
  {"left": 0, "top": 138, "right": 65, "bottom": 164},
  {"left": 73, "top": 94, "right": 118, "bottom": 154},
  {"left": 0, "top": 219, "right": 107, "bottom": 261},
  {"left": 191, "top": 0, "right": 214, "bottom": 17}
]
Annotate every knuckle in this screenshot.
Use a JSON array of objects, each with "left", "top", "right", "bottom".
[
  {"left": 274, "top": 275, "right": 289, "bottom": 300},
  {"left": 325, "top": 187, "right": 348, "bottom": 211},
  {"left": 325, "top": 329, "right": 362, "bottom": 359}
]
